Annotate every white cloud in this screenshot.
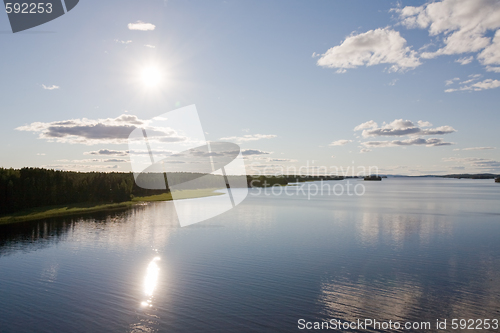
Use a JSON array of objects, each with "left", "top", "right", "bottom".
[
  {"left": 457, "top": 147, "right": 496, "bottom": 151},
  {"left": 103, "top": 158, "right": 127, "bottom": 163},
  {"left": 420, "top": 126, "right": 457, "bottom": 135},
  {"left": 220, "top": 134, "right": 277, "bottom": 143},
  {"left": 329, "top": 139, "right": 352, "bottom": 146},
  {"left": 115, "top": 39, "right": 132, "bottom": 44},
  {"left": 42, "top": 84, "right": 59, "bottom": 90},
  {"left": 364, "top": 137, "right": 454, "bottom": 147},
  {"left": 16, "top": 114, "right": 186, "bottom": 145},
  {"left": 486, "top": 66, "right": 500, "bottom": 72},
  {"left": 360, "top": 148, "right": 372, "bottom": 153},
  {"left": 241, "top": 149, "right": 271, "bottom": 156},
  {"left": 389, "top": 78, "right": 399, "bottom": 86},
  {"left": 144, "top": 44, "right": 156, "bottom": 48},
  {"left": 443, "top": 157, "right": 500, "bottom": 170},
  {"left": 85, "top": 149, "right": 129, "bottom": 156},
  {"left": 445, "top": 79, "right": 500, "bottom": 92},
  {"left": 394, "top": 0, "right": 500, "bottom": 69},
  {"left": 445, "top": 77, "right": 460, "bottom": 86},
  {"left": 128, "top": 21, "right": 156, "bottom": 31},
  {"left": 353, "top": 119, "right": 456, "bottom": 149},
  {"left": 36, "top": 153, "right": 46, "bottom": 156},
  {"left": 443, "top": 74, "right": 483, "bottom": 90},
  {"left": 455, "top": 56, "right": 473, "bottom": 65},
  {"left": 460, "top": 79, "right": 477, "bottom": 85},
  {"left": 57, "top": 158, "right": 128, "bottom": 163},
  {"left": 478, "top": 30, "right": 500, "bottom": 66},
  {"left": 316, "top": 28, "right": 421, "bottom": 72},
  {"left": 354, "top": 119, "right": 456, "bottom": 137},
  {"left": 353, "top": 120, "right": 378, "bottom": 131},
  {"left": 417, "top": 120, "right": 433, "bottom": 127}
]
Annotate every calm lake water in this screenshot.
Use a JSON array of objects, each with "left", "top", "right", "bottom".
[{"left": 1, "top": 178, "right": 500, "bottom": 332}]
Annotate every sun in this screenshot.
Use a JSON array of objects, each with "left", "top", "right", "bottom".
[{"left": 140, "top": 67, "right": 162, "bottom": 87}]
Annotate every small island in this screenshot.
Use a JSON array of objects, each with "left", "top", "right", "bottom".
[
  {"left": 496, "top": 178, "right": 500, "bottom": 183},
  {"left": 364, "top": 175, "right": 382, "bottom": 181}
]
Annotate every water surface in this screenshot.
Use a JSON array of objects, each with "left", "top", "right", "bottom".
[{"left": 1, "top": 178, "right": 499, "bottom": 332}]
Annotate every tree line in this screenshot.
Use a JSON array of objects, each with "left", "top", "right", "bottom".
[
  {"left": 0, "top": 167, "right": 346, "bottom": 215},
  {"left": 0, "top": 168, "right": 164, "bottom": 214}
]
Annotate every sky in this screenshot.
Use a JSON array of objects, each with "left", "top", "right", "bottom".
[{"left": 1, "top": 0, "right": 499, "bottom": 176}]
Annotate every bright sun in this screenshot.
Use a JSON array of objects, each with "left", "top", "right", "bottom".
[{"left": 140, "top": 67, "right": 162, "bottom": 87}]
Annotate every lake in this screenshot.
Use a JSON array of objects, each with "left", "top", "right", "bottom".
[{"left": 1, "top": 178, "right": 500, "bottom": 332}]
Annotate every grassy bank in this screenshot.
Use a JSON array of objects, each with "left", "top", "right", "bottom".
[{"left": 0, "top": 188, "right": 223, "bottom": 225}]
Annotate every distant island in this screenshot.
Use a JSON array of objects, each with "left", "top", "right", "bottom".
[
  {"left": 373, "top": 173, "right": 500, "bottom": 179},
  {"left": 441, "top": 173, "right": 500, "bottom": 179},
  {"left": 247, "top": 175, "right": 344, "bottom": 187},
  {"left": 364, "top": 175, "right": 382, "bottom": 181},
  {"left": 496, "top": 177, "right": 500, "bottom": 183}
]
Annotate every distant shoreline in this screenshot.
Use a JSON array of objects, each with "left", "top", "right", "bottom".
[{"left": 0, "top": 189, "right": 223, "bottom": 226}]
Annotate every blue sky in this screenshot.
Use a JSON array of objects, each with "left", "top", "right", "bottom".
[{"left": 1, "top": 0, "right": 499, "bottom": 175}]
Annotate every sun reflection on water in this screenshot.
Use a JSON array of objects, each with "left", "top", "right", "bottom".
[{"left": 141, "top": 256, "right": 160, "bottom": 307}]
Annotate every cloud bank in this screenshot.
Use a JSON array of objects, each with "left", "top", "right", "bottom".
[
  {"left": 354, "top": 119, "right": 456, "bottom": 138},
  {"left": 394, "top": 0, "right": 500, "bottom": 72},
  {"left": 354, "top": 119, "right": 456, "bottom": 148},
  {"left": 316, "top": 0, "right": 500, "bottom": 76},
  {"left": 16, "top": 114, "right": 185, "bottom": 145},
  {"left": 444, "top": 157, "right": 500, "bottom": 170},
  {"left": 445, "top": 78, "right": 500, "bottom": 92}
]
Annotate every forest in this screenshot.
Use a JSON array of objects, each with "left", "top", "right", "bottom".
[
  {"left": 0, "top": 168, "right": 346, "bottom": 215},
  {"left": 0, "top": 168, "right": 156, "bottom": 214}
]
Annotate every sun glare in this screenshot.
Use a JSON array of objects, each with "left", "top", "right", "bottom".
[{"left": 140, "top": 67, "right": 162, "bottom": 87}]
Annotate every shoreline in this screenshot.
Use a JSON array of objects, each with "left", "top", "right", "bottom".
[{"left": 0, "top": 189, "right": 223, "bottom": 226}]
